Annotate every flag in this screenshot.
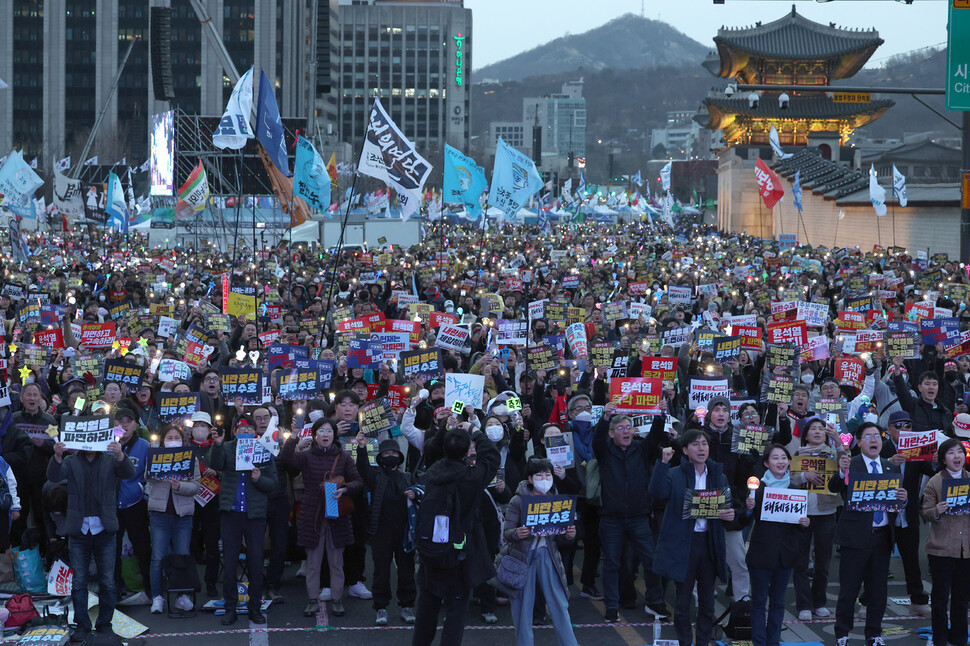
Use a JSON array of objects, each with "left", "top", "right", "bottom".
[
  {"left": 633, "top": 170, "right": 642, "bottom": 186},
  {"left": 443, "top": 144, "right": 488, "bottom": 220},
  {"left": 563, "top": 178, "right": 572, "bottom": 194},
  {"left": 838, "top": 210, "right": 845, "bottom": 221},
  {"left": 644, "top": 181, "right": 651, "bottom": 203},
  {"left": 869, "top": 164, "right": 887, "bottom": 216},
  {"left": 769, "top": 126, "right": 793, "bottom": 160},
  {"left": 577, "top": 170, "right": 587, "bottom": 195},
  {"left": 113, "top": 156, "right": 126, "bottom": 167},
  {"left": 9, "top": 218, "right": 30, "bottom": 264},
  {"left": 53, "top": 169, "right": 84, "bottom": 217},
  {"left": 293, "top": 136, "right": 331, "bottom": 213},
  {"left": 488, "top": 137, "right": 543, "bottom": 219},
  {"left": 83, "top": 156, "right": 98, "bottom": 166},
  {"left": 138, "top": 159, "right": 150, "bottom": 173},
  {"left": 893, "top": 163, "right": 908, "bottom": 208},
  {"left": 326, "top": 152, "right": 338, "bottom": 190},
  {"left": 174, "top": 160, "right": 209, "bottom": 220},
  {"left": 754, "top": 158, "right": 784, "bottom": 209},
  {"left": 660, "top": 162, "right": 671, "bottom": 191},
  {"left": 358, "top": 98, "right": 432, "bottom": 222},
  {"left": 0, "top": 150, "right": 43, "bottom": 207},
  {"left": 105, "top": 172, "right": 129, "bottom": 232},
  {"left": 56, "top": 156, "right": 71, "bottom": 172},
  {"left": 792, "top": 170, "right": 803, "bottom": 213},
  {"left": 255, "top": 70, "right": 290, "bottom": 176},
  {"left": 0, "top": 78, "right": 7, "bottom": 90},
  {"left": 28, "top": 157, "right": 37, "bottom": 169},
  {"left": 213, "top": 67, "right": 255, "bottom": 150}
]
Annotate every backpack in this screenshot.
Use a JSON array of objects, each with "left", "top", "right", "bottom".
[
  {"left": 415, "top": 482, "right": 466, "bottom": 570},
  {"left": 718, "top": 597, "right": 752, "bottom": 640},
  {"left": 4, "top": 593, "right": 39, "bottom": 629}
]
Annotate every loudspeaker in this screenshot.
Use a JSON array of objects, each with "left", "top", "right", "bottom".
[
  {"left": 150, "top": 7, "right": 175, "bottom": 101},
  {"left": 532, "top": 125, "right": 542, "bottom": 166}
]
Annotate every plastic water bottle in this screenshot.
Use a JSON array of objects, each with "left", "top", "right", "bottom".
[{"left": 653, "top": 617, "right": 662, "bottom": 645}]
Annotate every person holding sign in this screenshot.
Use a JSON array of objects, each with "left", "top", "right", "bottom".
[
  {"left": 112, "top": 404, "right": 152, "bottom": 603},
  {"left": 829, "top": 422, "right": 907, "bottom": 646},
  {"left": 145, "top": 425, "right": 200, "bottom": 615},
  {"left": 209, "top": 417, "right": 279, "bottom": 626},
  {"left": 891, "top": 357, "right": 954, "bottom": 435},
  {"left": 920, "top": 438, "right": 970, "bottom": 646},
  {"left": 743, "top": 445, "right": 810, "bottom": 646},
  {"left": 47, "top": 432, "right": 134, "bottom": 644},
  {"left": 187, "top": 411, "right": 221, "bottom": 598},
  {"left": 500, "top": 458, "right": 580, "bottom": 646},
  {"left": 650, "top": 429, "right": 734, "bottom": 646}
]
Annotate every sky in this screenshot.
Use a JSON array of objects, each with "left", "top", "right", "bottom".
[{"left": 465, "top": 0, "right": 950, "bottom": 70}]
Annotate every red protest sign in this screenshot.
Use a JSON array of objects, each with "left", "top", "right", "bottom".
[
  {"left": 386, "top": 318, "right": 421, "bottom": 345},
  {"left": 337, "top": 316, "right": 371, "bottom": 335},
  {"left": 897, "top": 429, "right": 938, "bottom": 462},
  {"left": 834, "top": 356, "right": 865, "bottom": 392},
  {"left": 629, "top": 281, "right": 649, "bottom": 296},
  {"left": 770, "top": 301, "right": 797, "bottom": 322},
  {"left": 755, "top": 158, "right": 784, "bottom": 209},
  {"left": 609, "top": 377, "right": 663, "bottom": 414},
  {"left": 735, "top": 325, "right": 762, "bottom": 350},
  {"left": 80, "top": 322, "right": 116, "bottom": 348},
  {"left": 641, "top": 357, "right": 678, "bottom": 382},
  {"left": 34, "top": 328, "right": 64, "bottom": 349},
  {"left": 766, "top": 320, "right": 807, "bottom": 346},
  {"left": 429, "top": 311, "right": 458, "bottom": 329},
  {"left": 904, "top": 302, "right": 933, "bottom": 322},
  {"left": 835, "top": 311, "right": 865, "bottom": 331}
]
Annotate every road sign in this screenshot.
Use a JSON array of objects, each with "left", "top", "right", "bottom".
[
  {"left": 832, "top": 92, "right": 871, "bottom": 103},
  {"left": 947, "top": 0, "right": 970, "bottom": 110}
]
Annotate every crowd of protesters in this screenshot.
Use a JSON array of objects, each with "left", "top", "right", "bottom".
[{"left": 0, "top": 221, "right": 969, "bottom": 646}]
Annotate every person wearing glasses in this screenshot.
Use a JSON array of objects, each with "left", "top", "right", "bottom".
[
  {"left": 829, "top": 421, "right": 907, "bottom": 646},
  {"left": 873, "top": 410, "right": 933, "bottom": 617},
  {"left": 195, "top": 368, "right": 237, "bottom": 432},
  {"left": 593, "top": 402, "right": 670, "bottom": 623}
]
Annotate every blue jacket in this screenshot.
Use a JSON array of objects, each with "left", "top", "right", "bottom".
[
  {"left": 118, "top": 436, "right": 149, "bottom": 509},
  {"left": 649, "top": 458, "right": 729, "bottom": 584}
]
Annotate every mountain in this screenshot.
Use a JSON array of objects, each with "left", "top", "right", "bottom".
[{"left": 475, "top": 14, "right": 709, "bottom": 83}]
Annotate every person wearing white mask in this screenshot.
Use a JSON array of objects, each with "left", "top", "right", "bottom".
[
  {"left": 499, "top": 457, "right": 580, "bottom": 646},
  {"left": 560, "top": 394, "right": 602, "bottom": 600},
  {"left": 146, "top": 425, "right": 201, "bottom": 614}
]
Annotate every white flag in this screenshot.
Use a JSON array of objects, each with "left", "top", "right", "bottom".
[
  {"left": 0, "top": 77, "right": 7, "bottom": 89},
  {"left": 869, "top": 164, "right": 887, "bottom": 217},
  {"left": 114, "top": 156, "right": 126, "bottom": 167},
  {"left": 769, "top": 126, "right": 793, "bottom": 160},
  {"left": 212, "top": 67, "right": 255, "bottom": 150},
  {"left": 83, "top": 156, "right": 98, "bottom": 166},
  {"left": 53, "top": 169, "right": 85, "bottom": 217},
  {"left": 892, "top": 163, "right": 908, "bottom": 208},
  {"left": 838, "top": 209, "right": 845, "bottom": 221},
  {"left": 660, "top": 162, "right": 672, "bottom": 192},
  {"left": 563, "top": 178, "right": 572, "bottom": 193},
  {"left": 28, "top": 158, "right": 37, "bottom": 169},
  {"left": 138, "top": 159, "right": 150, "bottom": 173},
  {"left": 358, "top": 98, "right": 432, "bottom": 222},
  {"left": 56, "top": 156, "right": 71, "bottom": 172}
]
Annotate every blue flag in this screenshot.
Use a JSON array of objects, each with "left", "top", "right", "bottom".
[
  {"left": 9, "top": 217, "right": 30, "bottom": 263},
  {"left": 255, "top": 70, "right": 291, "bottom": 176},
  {"left": 0, "top": 150, "right": 42, "bottom": 212},
  {"left": 632, "top": 170, "right": 642, "bottom": 186},
  {"left": 488, "top": 138, "right": 543, "bottom": 219},
  {"left": 105, "top": 172, "right": 129, "bottom": 233},
  {"left": 792, "top": 170, "right": 803, "bottom": 213},
  {"left": 293, "top": 136, "right": 331, "bottom": 212},
  {"left": 443, "top": 144, "right": 487, "bottom": 220},
  {"left": 577, "top": 170, "right": 587, "bottom": 195}
]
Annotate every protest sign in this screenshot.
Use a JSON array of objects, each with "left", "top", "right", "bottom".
[
  {"left": 428, "top": 311, "right": 458, "bottom": 329},
  {"left": 358, "top": 397, "right": 396, "bottom": 437},
  {"left": 688, "top": 376, "right": 729, "bottom": 409},
  {"left": 800, "top": 335, "right": 830, "bottom": 362},
  {"left": 682, "top": 488, "right": 732, "bottom": 520},
  {"left": 158, "top": 392, "right": 200, "bottom": 421},
  {"left": 20, "top": 625, "right": 69, "bottom": 646},
  {"left": 760, "top": 489, "right": 808, "bottom": 524},
  {"left": 372, "top": 332, "right": 410, "bottom": 361},
  {"left": 886, "top": 331, "right": 920, "bottom": 360},
  {"left": 527, "top": 345, "right": 557, "bottom": 372},
  {"left": 385, "top": 318, "right": 421, "bottom": 344},
  {"left": 843, "top": 329, "right": 882, "bottom": 354},
  {"left": 522, "top": 495, "right": 576, "bottom": 536},
  {"left": 797, "top": 301, "right": 829, "bottom": 327},
  {"left": 46, "top": 561, "right": 74, "bottom": 600},
  {"left": 662, "top": 325, "right": 691, "bottom": 348},
  {"left": 834, "top": 356, "right": 865, "bottom": 392},
  {"left": 921, "top": 317, "right": 961, "bottom": 346},
  {"left": 590, "top": 342, "right": 613, "bottom": 369},
  {"left": 103, "top": 359, "right": 144, "bottom": 389},
  {"left": 667, "top": 285, "right": 692, "bottom": 305},
  {"left": 80, "top": 322, "right": 116, "bottom": 348},
  {"left": 945, "top": 330, "right": 970, "bottom": 359},
  {"left": 33, "top": 328, "right": 64, "bottom": 350},
  {"left": 609, "top": 377, "right": 662, "bottom": 414},
  {"left": 146, "top": 447, "right": 195, "bottom": 480},
  {"left": 400, "top": 348, "right": 444, "bottom": 381},
  {"left": 444, "top": 373, "right": 485, "bottom": 409},
  {"left": 60, "top": 415, "right": 113, "bottom": 451},
  {"left": 278, "top": 367, "right": 319, "bottom": 400},
  {"left": 735, "top": 325, "right": 762, "bottom": 350},
  {"left": 194, "top": 471, "right": 221, "bottom": 506},
  {"left": 943, "top": 478, "right": 970, "bottom": 515},
  {"left": 713, "top": 335, "right": 741, "bottom": 364},
  {"left": 220, "top": 368, "right": 263, "bottom": 406},
  {"left": 347, "top": 337, "right": 383, "bottom": 369},
  {"left": 157, "top": 359, "right": 191, "bottom": 383},
  {"left": 896, "top": 429, "right": 938, "bottom": 461},
  {"left": 435, "top": 324, "right": 469, "bottom": 352},
  {"left": 732, "top": 424, "right": 771, "bottom": 455},
  {"left": 496, "top": 319, "right": 527, "bottom": 346},
  {"left": 565, "top": 323, "right": 588, "bottom": 359},
  {"left": 791, "top": 454, "right": 838, "bottom": 494},
  {"left": 770, "top": 301, "right": 797, "bottom": 322},
  {"left": 767, "top": 375, "right": 794, "bottom": 404},
  {"left": 235, "top": 436, "right": 273, "bottom": 471},
  {"left": 545, "top": 432, "right": 575, "bottom": 469},
  {"left": 766, "top": 320, "right": 807, "bottom": 346},
  {"left": 835, "top": 311, "right": 866, "bottom": 331},
  {"left": 845, "top": 472, "right": 904, "bottom": 512}
]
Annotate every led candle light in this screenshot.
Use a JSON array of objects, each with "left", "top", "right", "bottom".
[{"left": 747, "top": 476, "right": 760, "bottom": 499}]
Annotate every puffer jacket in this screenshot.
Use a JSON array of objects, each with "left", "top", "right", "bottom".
[
  {"left": 500, "top": 480, "right": 574, "bottom": 598},
  {"left": 921, "top": 469, "right": 970, "bottom": 558},
  {"left": 146, "top": 458, "right": 202, "bottom": 517}
]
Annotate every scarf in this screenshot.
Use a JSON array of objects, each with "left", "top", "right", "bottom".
[{"left": 761, "top": 470, "right": 790, "bottom": 489}]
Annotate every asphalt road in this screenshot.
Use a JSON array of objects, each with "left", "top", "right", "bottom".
[{"left": 104, "top": 542, "right": 934, "bottom": 646}]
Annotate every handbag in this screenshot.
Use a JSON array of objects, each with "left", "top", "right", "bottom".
[
  {"left": 495, "top": 550, "right": 529, "bottom": 591},
  {"left": 317, "top": 451, "right": 355, "bottom": 524}
]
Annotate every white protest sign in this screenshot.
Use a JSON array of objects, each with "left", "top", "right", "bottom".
[
  {"left": 60, "top": 415, "right": 113, "bottom": 451},
  {"left": 157, "top": 359, "right": 191, "bottom": 382},
  {"left": 157, "top": 315, "right": 178, "bottom": 338},
  {"left": 444, "top": 373, "right": 485, "bottom": 409},
  {"left": 435, "top": 324, "right": 469, "bottom": 352},
  {"left": 687, "top": 377, "right": 729, "bottom": 410},
  {"left": 760, "top": 489, "right": 808, "bottom": 524},
  {"left": 797, "top": 301, "right": 829, "bottom": 327},
  {"left": 667, "top": 285, "right": 693, "bottom": 305},
  {"left": 628, "top": 302, "right": 652, "bottom": 321},
  {"left": 528, "top": 300, "right": 546, "bottom": 321},
  {"left": 47, "top": 559, "right": 73, "bottom": 596}
]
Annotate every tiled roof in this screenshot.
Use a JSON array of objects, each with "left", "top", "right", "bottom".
[{"left": 701, "top": 95, "right": 894, "bottom": 120}]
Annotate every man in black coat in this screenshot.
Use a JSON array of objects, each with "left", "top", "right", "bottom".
[
  {"left": 411, "top": 428, "right": 498, "bottom": 646},
  {"left": 829, "top": 421, "right": 908, "bottom": 646}
]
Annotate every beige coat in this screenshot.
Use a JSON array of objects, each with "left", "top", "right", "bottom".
[
  {"left": 920, "top": 469, "right": 970, "bottom": 558},
  {"left": 145, "top": 462, "right": 201, "bottom": 517}
]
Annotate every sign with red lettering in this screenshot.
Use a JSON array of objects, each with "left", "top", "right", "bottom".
[
  {"left": 386, "top": 318, "right": 421, "bottom": 345},
  {"left": 834, "top": 356, "right": 865, "bottom": 392},
  {"left": 609, "top": 377, "right": 662, "bottom": 414},
  {"left": 755, "top": 158, "right": 784, "bottom": 209},
  {"left": 770, "top": 301, "right": 797, "bottom": 322},
  {"left": 897, "top": 429, "right": 938, "bottom": 462},
  {"left": 429, "top": 311, "right": 458, "bottom": 329},
  {"left": 80, "top": 322, "right": 116, "bottom": 348},
  {"left": 835, "top": 311, "right": 865, "bottom": 331},
  {"left": 735, "top": 325, "right": 762, "bottom": 350}
]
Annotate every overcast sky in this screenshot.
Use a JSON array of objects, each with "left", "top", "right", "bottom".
[{"left": 466, "top": 0, "right": 949, "bottom": 70}]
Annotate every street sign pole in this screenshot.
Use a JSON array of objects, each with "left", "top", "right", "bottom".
[{"left": 948, "top": 0, "right": 970, "bottom": 261}]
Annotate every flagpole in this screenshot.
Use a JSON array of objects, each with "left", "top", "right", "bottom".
[
  {"left": 833, "top": 211, "right": 840, "bottom": 248},
  {"left": 892, "top": 202, "right": 897, "bottom": 248},
  {"left": 229, "top": 149, "right": 245, "bottom": 310},
  {"left": 875, "top": 212, "right": 882, "bottom": 248},
  {"left": 251, "top": 187, "right": 260, "bottom": 336}
]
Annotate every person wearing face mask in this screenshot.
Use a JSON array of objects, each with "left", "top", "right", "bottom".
[
  {"left": 500, "top": 458, "right": 580, "bottom": 646},
  {"left": 111, "top": 403, "right": 153, "bottom": 603},
  {"left": 145, "top": 425, "right": 201, "bottom": 615},
  {"left": 353, "top": 434, "right": 417, "bottom": 626},
  {"left": 188, "top": 412, "right": 221, "bottom": 598}
]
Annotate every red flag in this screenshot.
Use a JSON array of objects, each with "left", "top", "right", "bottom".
[{"left": 755, "top": 158, "right": 784, "bottom": 209}]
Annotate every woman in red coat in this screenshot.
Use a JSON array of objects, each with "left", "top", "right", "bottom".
[{"left": 280, "top": 418, "right": 362, "bottom": 618}]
